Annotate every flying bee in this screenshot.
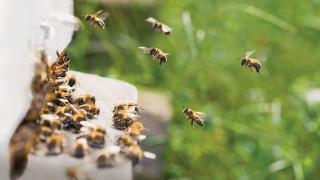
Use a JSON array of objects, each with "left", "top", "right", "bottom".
[
  {"left": 182, "top": 106, "right": 205, "bottom": 128},
  {"left": 124, "top": 121, "right": 148, "bottom": 136},
  {"left": 39, "top": 126, "right": 53, "bottom": 142},
  {"left": 80, "top": 121, "right": 107, "bottom": 135},
  {"left": 146, "top": 17, "right": 172, "bottom": 35},
  {"left": 70, "top": 138, "right": 91, "bottom": 158},
  {"left": 85, "top": 10, "right": 109, "bottom": 29},
  {"left": 40, "top": 114, "right": 63, "bottom": 130},
  {"left": 139, "top": 47, "right": 169, "bottom": 67},
  {"left": 237, "top": 50, "right": 261, "bottom": 74},
  {"left": 46, "top": 134, "right": 65, "bottom": 155},
  {"left": 78, "top": 104, "right": 100, "bottom": 118},
  {"left": 96, "top": 146, "right": 121, "bottom": 168},
  {"left": 125, "top": 144, "right": 156, "bottom": 165},
  {"left": 74, "top": 94, "right": 96, "bottom": 106}
]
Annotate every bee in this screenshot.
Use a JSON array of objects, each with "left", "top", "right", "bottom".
[
  {"left": 77, "top": 131, "right": 105, "bottom": 148},
  {"left": 55, "top": 106, "right": 75, "bottom": 116},
  {"left": 68, "top": 75, "right": 78, "bottom": 88},
  {"left": 71, "top": 138, "right": 91, "bottom": 158},
  {"left": 74, "top": 94, "right": 96, "bottom": 106},
  {"left": 40, "top": 114, "right": 63, "bottom": 130},
  {"left": 80, "top": 121, "right": 107, "bottom": 135},
  {"left": 39, "top": 126, "right": 53, "bottom": 142},
  {"left": 62, "top": 113, "right": 87, "bottom": 131},
  {"left": 182, "top": 107, "right": 205, "bottom": 128},
  {"left": 116, "top": 135, "right": 146, "bottom": 148},
  {"left": 146, "top": 17, "right": 172, "bottom": 35},
  {"left": 66, "top": 167, "right": 89, "bottom": 180},
  {"left": 112, "top": 101, "right": 140, "bottom": 115},
  {"left": 125, "top": 144, "right": 156, "bottom": 165},
  {"left": 46, "top": 134, "right": 64, "bottom": 155},
  {"left": 78, "top": 104, "right": 100, "bottom": 118},
  {"left": 96, "top": 146, "right": 121, "bottom": 168},
  {"left": 53, "top": 78, "right": 67, "bottom": 87},
  {"left": 237, "top": 50, "right": 261, "bottom": 74},
  {"left": 57, "top": 85, "right": 74, "bottom": 93},
  {"left": 112, "top": 110, "right": 138, "bottom": 127},
  {"left": 52, "top": 69, "right": 68, "bottom": 78},
  {"left": 85, "top": 10, "right": 109, "bottom": 29},
  {"left": 53, "top": 98, "right": 69, "bottom": 106},
  {"left": 139, "top": 47, "right": 169, "bottom": 67},
  {"left": 124, "top": 121, "right": 147, "bottom": 136},
  {"left": 54, "top": 50, "right": 69, "bottom": 66}
]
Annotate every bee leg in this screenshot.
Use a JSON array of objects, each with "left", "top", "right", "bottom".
[
  {"left": 249, "top": 67, "right": 253, "bottom": 72},
  {"left": 191, "top": 119, "right": 194, "bottom": 128},
  {"left": 153, "top": 60, "right": 156, "bottom": 66}
]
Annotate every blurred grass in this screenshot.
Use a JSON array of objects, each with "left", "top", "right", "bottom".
[{"left": 69, "top": 0, "right": 320, "bottom": 179}]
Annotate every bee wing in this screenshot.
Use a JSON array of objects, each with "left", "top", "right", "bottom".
[
  {"left": 108, "top": 146, "right": 121, "bottom": 153},
  {"left": 146, "top": 17, "right": 157, "bottom": 23},
  {"left": 133, "top": 135, "right": 146, "bottom": 140},
  {"left": 195, "top": 112, "right": 207, "bottom": 119},
  {"left": 97, "top": 12, "right": 109, "bottom": 21},
  {"left": 59, "top": 98, "right": 69, "bottom": 103},
  {"left": 162, "top": 53, "right": 170, "bottom": 56},
  {"left": 94, "top": 10, "right": 104, "bottom": 16},
  {"left": 161, "top": 24, "right": 172, "bottom": 33},
  {"left": 80, "top": 121, "right": 95, "bottom": 128},
  {"left": 41, "top": 114, "right": 59, "bottom": 120},
  {"left": 143, "top": 151, "right": 156, "bottom": 159},
  {"left": 138, "top": 47, "right": 150, "bottom": 54},
  {"left": 245, "top": 50, "right": 255, "bottom": 58}
]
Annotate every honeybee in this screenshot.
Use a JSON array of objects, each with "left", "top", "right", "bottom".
[
  {"left": 80, "top": 121, "right": 107, "bottom": 135},
  {"left": 53, "top": 78, "right": 67, "bottom": 87},
  {"left": 96, "top": 146, "right": 121, "bottom": 168},
  {"left": 112, "top": 101, "right": 141, "bottom": 115},
  {"left": 39, "top": 126, "right": 53, "bottom": 142},
  {"left": 116, "top": 135, "right": 146, "bottom": 148},
  {"left": 74, "top": 94, "right": 96, "bottom": 106},
  {"left": 78, "top": 104, "right": 100, "bottom": 118},
  {"left": 54, "top": 50, "right": 69, "bottom": 66},
  {"left": 146, "top": 17, "right": 172, "bottom": 35},
  {"left": 77, "top": 131, "right": 105, "bottom": 148},
  {"left": 57, "top": 85, "right": 74, "bottom": 93},
  {"left": 40, "top": 114, "right": 63, "bottom": 130},
  {"left": 52, "top": 69, "right": 68, "bottom": 78},
  {"left": 66, "top": 167, "right": 89, "bottom": 180},
  {"left": 124, "top": 121, "right": 147, "bottom": 136},
  {"left": 55, "top": 106, "right": 75, "bottom": 116},
  {"left": 112, "top": 110, "right": 138, "bottom": 127},
  {"left": 62, "top": 113, "right": 87, "bottom": 131},
  {"left": 237, "top": 50, "right": 261, "bottom": 74},
  {"left": 53, "top": 98, "right": 69, "bottom": 106},
  {"left": 71, "top": 138, "right": 91, "bottom": 158},
  {"left": 125, "top": 144, "right": 156, "bottom": 165},
  {"left": 85, "top": 10, "right": 109, "bottom": 29},
  {"left": 139, "top": 47, "right": 169, "bottom": 67},
  {"left": 68, "top": 75, "right": 78, "bottom": 88},
  {"left": 46, "top": 134, "right": 65, "bottom": 155},
  {"left": 182, "top": 107, "right": 205, "bottom": 128}
]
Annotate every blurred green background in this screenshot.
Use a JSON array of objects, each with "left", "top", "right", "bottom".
[{"left": 69, "top": 0, "right": 320, "bottom": 179}]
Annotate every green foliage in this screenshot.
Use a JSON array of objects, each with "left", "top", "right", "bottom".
[{"left": 70, "top": 0, "right": 320, "bottom": 179}]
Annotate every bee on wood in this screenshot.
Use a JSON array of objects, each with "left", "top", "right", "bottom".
[
  {"left": 62, "top": 113, "right": 87, "bottom": 132},
  {"left": 55, "top": 106, "right": 75, "bottom": 116},
  {"left": 77, "top": 131, "right": 105, "bottom": 148},
  {"left": 124, "top": 121, "right": 148, "bottom": 136},
  {"left": 77, "top": 104, "right": 100, "bottom": 118},
  {"left": 112, "top": 101, "right": 141, "bottom": 115},
  {"left": 112, "top": 110, "right": 138, "bottom": 127},
  {"left": 116, "top": 135, "right": 146, "bottom": 148},
  {"left": 80, "top": 121, "right": 107, "bottom": 135},
  {"left": 182, "top": 106, "right": 205, "bottom": 128},
  {"left": 74, "top": 94, "right": 96, "bottom": 106},
  {"left": 237, "top": 50, "right": 261, "bottom": 74},
  {"left": 85, "top": 10, "right": 109, "bottom": 29},
  {"left": 125, "top": 144, "right": 156, "bottom": 165},
  {"left": 40, "top": 114, "right": 63, "bottom": 130},
  {"left": 96, "top": 146, "right": 121, "bottom": 168},
  {"left": 146, "top": 17, "right": 172, "bottom": 35},
  {"left": 139, "top": 47, "right": 169, "bottom": 67},
  {"left": 66, "top": 167, "right": 89, "bottom": 180},
  {"left": 46, "top": 134, "right": 65, "bottom": 155},
  {"left": 68, "top": 75, "right": 79, "bottom": 89},
  {"left": 39, "top": 126, "right": 53, "bottom": 142},
  {"left": 70, "top": 138, "right": 91, "bottom": 158}
]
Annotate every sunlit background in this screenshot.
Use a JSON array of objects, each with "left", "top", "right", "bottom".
[{"left": 68, "top": 0, "right": 320, "bottom": 179}]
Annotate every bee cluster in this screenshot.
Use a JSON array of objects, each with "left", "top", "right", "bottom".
[{"left": 9, "top": 46, "right": 156, "bottom": 180}]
